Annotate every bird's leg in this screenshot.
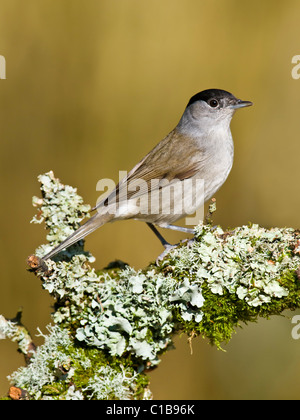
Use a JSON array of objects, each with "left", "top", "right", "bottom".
[
  {"left": 146, "top": 223, "right": 170, "bottom": 247},
  {"left": 147, "top": 223, "right": 193, "bottom": 264},
  {"left": 159, "top": 224, "right": 195, "bottom": 234}
]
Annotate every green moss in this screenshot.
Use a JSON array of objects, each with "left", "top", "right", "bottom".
[
  {"left": 41, "top": 382, "right": 67, "bottom": 397},
  {"left": 174, "top": 268, "right": 300, "bottom": 349},
  {"left": 55, "top": 339, "right": 150, "bottom": 400}
]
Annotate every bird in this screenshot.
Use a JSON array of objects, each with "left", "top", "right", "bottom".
[{"left": 41, "top": 89, "right": 252, "bottom": 262}]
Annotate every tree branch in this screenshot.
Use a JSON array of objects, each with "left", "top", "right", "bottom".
[
  {"left": 2, "top": 171, "right": 300, "bottom": 399},
  {"left": 0, "top": 309, "right": 36, "bottom": 364}
]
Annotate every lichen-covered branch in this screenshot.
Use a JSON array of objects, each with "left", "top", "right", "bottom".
[
  {"left": 2, "top": 171, "right": 300, "bottom": 400},
  {"left": 0, "top": 310, "right": 36, "bottom": 364}
]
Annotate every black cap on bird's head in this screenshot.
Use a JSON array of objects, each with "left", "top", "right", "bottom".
[{"left": 187, "top": 89, "right": 252, "bottom": 110}]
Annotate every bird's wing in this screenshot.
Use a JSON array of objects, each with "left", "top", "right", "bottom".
[{"left": 94, "top": 129, "right": 206, "bottom": 209}]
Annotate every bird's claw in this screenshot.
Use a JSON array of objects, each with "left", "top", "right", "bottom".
[{"left": 155, "top": 244, "right": 178, "bottom": 265}]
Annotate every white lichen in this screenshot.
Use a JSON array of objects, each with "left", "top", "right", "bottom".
[
  {"left": 8, "top": 325, "right": 72, "bottom": 399},
  {"left": 84, "top": 365, "right": 139, "bottom": 400},
  {"left": 167, "top": 223, "right": 299, "bottom": 307}
]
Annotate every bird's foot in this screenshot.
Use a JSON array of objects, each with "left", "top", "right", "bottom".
[
  {"left": 156, "top": 237, "right": 197, "bottom": 265},
  {"left": 181, "top": 237, "right": 195, "bottom": 248},
  {"left": 156, "top": 244, "right": 179, "bottom": 265}
]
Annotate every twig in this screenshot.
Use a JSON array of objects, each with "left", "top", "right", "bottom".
[
  {"left": 204, "top": 197, "right": 217, "bottom": 225},
  {"left": 0, "top": 309, "right": 36, "bottom": 364}
]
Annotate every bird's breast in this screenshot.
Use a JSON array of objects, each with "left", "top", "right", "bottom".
[{"left": 194, "top": 127, "right": 234, "bottom": 201}]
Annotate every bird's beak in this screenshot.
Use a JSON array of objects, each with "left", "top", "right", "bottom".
[{"left": 230, "top": 99, "right": 253, "bottom": 109}]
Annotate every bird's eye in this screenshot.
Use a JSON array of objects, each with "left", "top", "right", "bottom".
[{"left": 208, "top": 99, "right": 219, "bottom": 108}]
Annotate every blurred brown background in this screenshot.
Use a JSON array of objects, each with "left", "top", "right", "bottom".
[{"left": 1, "top": 0, "right": 300, "bottom": 399}]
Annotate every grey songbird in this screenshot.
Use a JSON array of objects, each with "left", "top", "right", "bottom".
[{"left": 42, "top": 89, "right": 252, "bottom": 261}]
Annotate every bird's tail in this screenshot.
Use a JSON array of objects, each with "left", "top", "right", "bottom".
[{"left": 42, "top": 211, "right": 114, "bottom": 261}]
